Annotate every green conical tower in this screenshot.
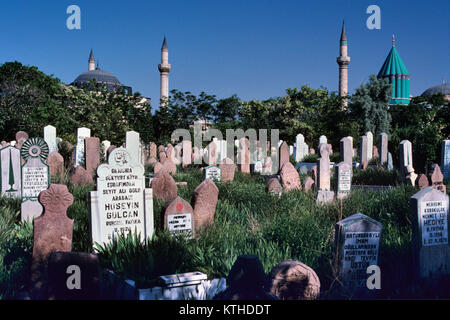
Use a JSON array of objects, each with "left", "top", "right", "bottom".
[{"left": 377, "top": 34, "right": 410, "bottom": 105}]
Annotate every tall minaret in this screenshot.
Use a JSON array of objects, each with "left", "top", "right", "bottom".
[
  {"left": 336, "top": 21, "right": 350, "bottom": 107},
  {"left": 88, "top": 49, "right": 95, "bottom": 71},
  {"left": 158, "top": 36, "right": 171, "bottom": 106}
]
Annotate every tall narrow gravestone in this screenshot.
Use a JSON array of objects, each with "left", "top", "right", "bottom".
[
  {"left": 335, "top": 162, "right": 352, "bottom": 199},
  {"left": 20, "top": 138, "right": 50, "bottom": 222},
  {"left": 0, "top": 145, "right": 22, "bottom": 198},
  {"left": 126, "top": 130, "right": 141, "bottom": 165},
  {"left": 334, "top": 213, "right": 382, "bottom": 291},
  {"left": 441, "top": 140, "right": 450, "bottom": 180},
  {"left": 44, "top": 125, "right": 58, "bottom": 154},
  {"left": 411, "top": 187, "right": 449, "bottom": 278},
  {"left": 366, "top": 131, "right": 373, "bottom": 162},
  {"left": 74, "top": 127, "right": 91, "bottom": 167},
  {"left": 85, "top": 137, "right": 100, "bottom": 176},
  {"left": 379, "top": 133, "right": 388, "bottom": 167},
  {"left": 359, "top": 136, "right": 368, "bottom": 169},
  {"left": 399, "top": 140, "right": 413, "bottom": 180},
  {"left": 340, "top": 137, "right": 353, "bottom": 166},
  {"left": 89, "top": 147, "right": 154, "bottom": 248}
]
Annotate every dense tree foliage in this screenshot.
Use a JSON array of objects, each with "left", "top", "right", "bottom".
[
  {"left": 1, "top": 61, "right": 447, "bottom": 170},
  {"left": 0, "top": 62, "right": 152, "bottom": 145}
]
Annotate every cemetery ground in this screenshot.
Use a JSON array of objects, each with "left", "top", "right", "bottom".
[{"left": 1, "top": 163, "right": 449, "bottom": 300}]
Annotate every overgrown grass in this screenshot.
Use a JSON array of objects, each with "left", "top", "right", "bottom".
[{"left": 0, "top": 167, "right": 449, "bottom": 299}]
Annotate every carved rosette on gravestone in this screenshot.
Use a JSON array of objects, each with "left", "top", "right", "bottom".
[
  {"left": 163, "top": 196, "right": 194, "bottom": 238},
  {"left": 203, "top": 165, "right": 222, "bottom": 182},
  {"left": 89, "top": 147, "right": 154, "bottom": 248},
  {"left": 334, "top": 213, "right": 382, "bottom": 293},
  {"left": 0, "top": 145, "right": 22, "bottom": 198},
  {"left": 20, "top": 138, "right": 50, "bottom": 222},
  {"left": 335, "top": 162, "right": 352, "bottom": 200},
  {"left": 411, "top": 187, "right": 449, "bottom": 279}
]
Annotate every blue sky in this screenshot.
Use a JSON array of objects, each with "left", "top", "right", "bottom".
[{"left": 1, "top": 0, "right": 448, "bottom": 106}]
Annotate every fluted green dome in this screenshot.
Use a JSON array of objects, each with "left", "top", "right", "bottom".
[{"left": 377, "top": 36, "right": 410, "bottom": 105}]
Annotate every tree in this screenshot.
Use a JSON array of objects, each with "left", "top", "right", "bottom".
[{"left": 349, "top": 74, "right": 392, "bottom": 136}]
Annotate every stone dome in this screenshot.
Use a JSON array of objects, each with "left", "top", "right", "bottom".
[
  {"left": 421, "top": 83, "right": 450, "bottom": 97},
  {"left": 73, "top": 69, "right": 121, "bottom": 85}
]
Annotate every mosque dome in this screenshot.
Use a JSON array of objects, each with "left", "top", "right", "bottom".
[
  {"left": 73, "top": 69, "right": 121, "bottom": 86},
  {"left": 421, "top": 83, "right": 450, "bottom": 97}
]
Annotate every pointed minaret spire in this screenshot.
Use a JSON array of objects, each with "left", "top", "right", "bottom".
[
  {"left": 340, "top": 20, "right": 347, "bottom": 42},
  {"left": 88, "top": 49, "right": 95, "bottom": 71},
  {"left": 337, "top": 21, "right": 350, "bottom": 108},
  {"left": 158, "top": 36, "right": 172, "bottom": 106},
  {"left": 161, "top": 36, "right": 168, "bottom": 51}
]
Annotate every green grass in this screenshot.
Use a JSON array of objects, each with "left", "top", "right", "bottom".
[{"left": 0, "top": 167, "right": 449, "bottom": 299}]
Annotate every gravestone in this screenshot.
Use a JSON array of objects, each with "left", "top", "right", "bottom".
[
  {"left": 441, "top": 140, "right": 450, "bottom": 180},
  {"left": 150, "top": 142, "right": 157, "bottom": 159},
  {"left": 317, "top": 147, "right": 330, "bottom": 191},
  {"left": 154, "top": 161, "right": 163, "bottom": 174},
  {"left": 85, "top": 137, "right": 100, "bottom": 176},
  {"left": 102, "top": 140, "right": 111, "bottom": 160},
  {"left": 20, "top": 138, "right": 50, "bottom": 222},
  {"left": 372, "top": 146, "right": 379, "bottom": 159},
  {"left": 318, "top": 136, "right": 327, "bottom": 149},
  {"left": 334, "top": 213, "right": 382, "bottom": 291},
  {"left": 163, "top": 159, "right": 177, "bottom": 175},
  {"left": 268, "top": 260, "right": 320, "bottom": 300},
  {"left": 193, "top": 179, "right": 218, "bottom": 234},
  {"left": 30, "top": 184, "right": 74, "bottom": 300},
  {"left": 416, "top": 174, "right": 429, "bottom": 189},
  {"left": 203, "top": 165, "right": 222, "bottom": 182},
  {"left": 279, "top": 141, "right": 290, "bottom": 172},
  {"left": 387, "top": 152, "right": 393, "bottom": 171},
  {"left": 44, "top": 125, "right": 58, "bottom": 154},
  {"left": 303, "top": 177, "right": 314, "bottom": 192},
  {"left": 126, "top": 131, "right": 141, "bottom": 165},
  {"left": 267, "top": 178, "right": 283, "bottom": 196},
  {"left": 379, "top": 133, "right": 388, "bottom": 167},
  {"left": 15, "top": 131, "right": 29, "bottom": 149},
  {"left": 429, "top": 164, "right": 446, "bottom": 194},
  {"left": 399, "top": 140, "right": 414, "bottom": 180},
  {"left": 89, "top": 147, "right": 154, "bottom": 247},
  {"left": 159, "top": 151, "right": 167, "bottom": 164},
  {"left": 219, "top": 158, "right": 236, "bottom": 182},
  {"left": 411, "top": 187, "right": 449, "bottom": 278},
  {"left": 280, "top": 162, "right": 301, "bottom": 191},
  {"left": 295, "top": 134, "right": 309, "bottom": 162},
  {"left": 173, "top": 144, "right": 182, "bottom": 165},
  {"left": 309, "top": 148, "right": 315, "bottom": 155},
  {"left": 335, "top": 162, "right": 352, "bottom": 199},
  {"left": 163, "top": 196, "right": 194, "bottom": 238},
  {"left": 262, "top": 156, "right": 273, "bottom": 175},
  {"left": 47, "top": 252, "right": 101, "bottom": 300},
  {"left": 182, "top": 140, "right": 192, "bottom": 168},
  {"left": 0, "top": 145, "right": 22, "bottom": 198},
  {"left": 238, "top": 138, "right": 250, "bottom": 173},
  {"left": 366, "top": 131, "right": 373, "bottom": 161},
  {"left": 192, "top": 147, "right": 202, "bottom": 164},
  {"left": 152, "top": 169, "right": 177, "bottom": 201},
  {"left": 47, "top": 152, "right": 64, "bottom": 182},
  {"left": 359, "top": 136, "right": 368, "bottom": 170},
  {"left": 340, "top": 137, "right": 353, "bottom": 166},
  {"left": 74, "top": 127, "right": 91, "bottom": 167},
  {"left": 70, "top": 166, "right": 93, "bottom": 186}
]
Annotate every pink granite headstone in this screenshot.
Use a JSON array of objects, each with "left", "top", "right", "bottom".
[
  {"left": 193, "top": 179, "right": 219, "bottom": 234},
  {"left": 152, "top": 169, "right": 178, "bottom": 201},
  {"left": 30, "top": 184, "right": 74, "bottom": 300},
  {"left": 85, "top": 137, "right": 100, "bottom": 176},
  {"left": 219, "top": 158, "right": 236, "bottom": 182}
]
